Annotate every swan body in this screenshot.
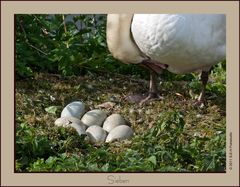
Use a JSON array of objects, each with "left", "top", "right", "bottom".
[
  {"left": 131, "top": 14, "right": 226, "bottom": 73},
  {"left": 107, "top": 14, "right": 226, "bottom": 73},
  {"left": 106, "top": 14, "right": 226, "bottom": 104},
  {"left": 107, "top": 14, "right": 147, "bottom": 64}
]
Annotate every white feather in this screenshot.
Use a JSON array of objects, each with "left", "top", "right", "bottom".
[{"left": 131, "top": 14, "right": 226, "bottom": 73}]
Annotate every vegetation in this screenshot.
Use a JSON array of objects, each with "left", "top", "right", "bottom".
[
  {"left": 16, "top": 14, "right": 147, "bottom": 79},
  {"left": 15, "top": 14, "right": 226, "bottom": 172}
]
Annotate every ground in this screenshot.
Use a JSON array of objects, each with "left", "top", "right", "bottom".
[{"left": 15, "top": 69, "right": 226, "bottom": 172}]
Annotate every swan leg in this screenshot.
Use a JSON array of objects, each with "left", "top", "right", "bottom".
[
  {"left": 139, "top": 71, "right": 163, "bottom": 106},
  {"left": 197, "top": 70, "right": 209, "bottom": 104},
  {"left": 124, "top": 71, "right": 163, "bottom": 105},
  {"left": 149, "top": 71, "right": 158, "bottom": 95},
  {"left": 124, "top": 59, "right": 166, "bottom": 104}
]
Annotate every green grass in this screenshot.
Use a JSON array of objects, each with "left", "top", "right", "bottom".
[{"left": 15, "top": 62, "right": 226, "bottom": 172}]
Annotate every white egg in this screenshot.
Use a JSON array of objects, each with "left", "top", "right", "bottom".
[
  {"left": 61, "top": 101, "right": 85, "bottom": 118},
  {"left": 86, "top": 125, "right": 107, "bottom": 143},
  {"left": 70, "top": 123, "right": 86, "bottom": 135},
  {"left": 81, "top": 109, "right": 107, "bottom": 127},
  {"left": 103, "top": 114, "right": 126, "bottom": 133},
  {"left": 54, "top": 117, "right": 87, "bottom": 135},
  {"left": 54, "top": 116, "right": 84, "bottom": 128},
  {"left": 106, "top": 125, "right": 133, "bottom": 142}
]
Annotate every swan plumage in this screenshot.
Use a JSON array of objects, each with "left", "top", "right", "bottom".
[
  {"left": 131, "top": 14, "right": 226, "bottom": 73},
  {"left": 106, "top": 14, "right": 226, "bottom": 104},
  {"left": 107, "top": 14, "right": 147, "bottom": 64}
]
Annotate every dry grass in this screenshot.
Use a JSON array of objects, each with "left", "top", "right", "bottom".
[{"left": 16, "top": 70, "right": 226, "bottom": 172}]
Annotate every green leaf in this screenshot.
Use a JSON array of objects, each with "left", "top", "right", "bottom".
[
  {"left": 45, "top": 106, "right": 58, "bottom": 114},
  {"left": 148, "top": 155, "right": 157, "bottom": 166},
  {"left": 101, "top": 163, "right": 109, "bottom": 172}
]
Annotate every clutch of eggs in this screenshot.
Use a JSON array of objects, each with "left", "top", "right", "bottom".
[{"left": 55, "top": 101, "right": 133, "bottom": 143}]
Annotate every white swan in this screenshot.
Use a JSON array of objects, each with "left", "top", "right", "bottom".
[{"left": 107, "top": 14, "right": 226, "bottom": 104}]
